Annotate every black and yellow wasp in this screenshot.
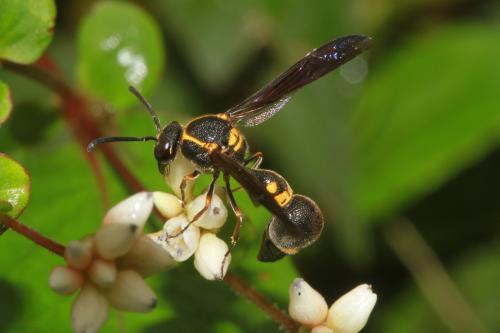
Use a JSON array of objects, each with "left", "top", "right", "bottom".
[{"left": 88, "top": 35, "right": 372, "bottom": 262}]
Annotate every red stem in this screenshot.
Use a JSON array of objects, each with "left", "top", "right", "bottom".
[
  {"left": 0, "top": 215, "right": 65, "bottom": 257},
  {"left": 224, "top": 273, "right": 300, "bottom": 332}
]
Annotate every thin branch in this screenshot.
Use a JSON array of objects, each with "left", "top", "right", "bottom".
[
  {"left": 224, "top": 272, "right": 300, "bottom": 333},
  {"left": 0, "top": 215, "right": 65, "bottom": 257},
  {"left": 384, "top": 218, "right": 490, "bottom": 333}
]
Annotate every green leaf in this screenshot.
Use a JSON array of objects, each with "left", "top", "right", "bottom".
[
  {"left": 351, "top": 23, "right": 500, "bottom": 221},
  {"left": 0, "top": 81, "right": 12, "bottom": 125},
  {"left": 0, "top": 0, "right": 56, "bottom": 64},
  {"left": 77, "top": 1, "right": 165, "bottom": 109},
  {"left": 0, "top": 153, "right": 30, "bottom": 219}
]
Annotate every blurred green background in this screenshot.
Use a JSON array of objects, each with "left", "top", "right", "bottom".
[{"left": 1, "top": 0, "right": 500, "bottom": 332}]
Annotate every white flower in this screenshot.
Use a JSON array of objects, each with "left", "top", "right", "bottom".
[
  {"left": 49, "top": 266, "right": 84, "bottom": 296},
  {"left": 71, "top": 282, "right": 108, "bottom": 333},
  {"left": 310, "top": 326, "right": 334, "bottom": 333},
  {"left": 194, "top": 232, "right": 231, "bottom": 280},
  {"left": 148, "top": 185, "right": 231, "bottom": 281},
  {"left": 327, "top": 284, "right": 377, "bottom": 333},
  {"left": 288, "top": 278, "right": 328, "bottom": 327},
  {"left": 163, "top": 153, "right": 196, "bottom": 200},
  {"left": 105, "top": 270, "right": 157, "bottom": 312},
  {"left": 150, "top": 215, "right": 200, "bottom": 262},
  {"left": 287, "top": 279, "right": 377, "bottom": 333},
  {"left": 186, "top": 192, "right": 228, "bottom": 230},
  {"left": 103, "top": 192, "right": 153, "bottom": 228},
  {"left": 153, "top": 191, "right": 183, "bottom": 219},
  {"left": 49, "top": 192, "right": 175, "bottom": 333}
]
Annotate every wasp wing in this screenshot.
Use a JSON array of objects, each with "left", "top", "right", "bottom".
[{"left": 225, "top": 35, "right": 372, "bottom": 127}]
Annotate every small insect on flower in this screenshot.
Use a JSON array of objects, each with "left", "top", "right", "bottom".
[
  {"left": 87, "top": 35, "right": 373, "bottom": 264},
  {"left": 288, "top": 278, "right": 377, "bottom": 333},
  {"left": 49, "top": 192, "right": 175, "bottom": 333}
]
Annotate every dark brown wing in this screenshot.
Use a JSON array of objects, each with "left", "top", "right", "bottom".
[
  {"left": 210, "top": 150, "right": 287, "bottom": 221},
  {"left": 225, "top": 35, "right": 372, "bottom": 127}
]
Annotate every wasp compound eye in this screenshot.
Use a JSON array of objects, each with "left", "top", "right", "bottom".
[
  {"left": 154, "top": 121, "right": 182, "bottom": 174},
  {"left": 263, "top": 195, "right": 324, "bottom": 259}
]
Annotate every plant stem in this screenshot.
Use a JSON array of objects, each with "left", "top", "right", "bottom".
[
  {"left": 0, "top": 215, "right": 65, "bottom": 257},
  {"left": 225, "top": 272, "right": 300, "bottom": 333},
  {"left": 2, "top": 55, "right": 299, "bottom": 331}
]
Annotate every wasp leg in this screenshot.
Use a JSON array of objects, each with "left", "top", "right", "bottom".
[
  {"left": 167, "top": 171, "right": 219, "bottom": 239},
  {"left": 244, "top": 151, "right": 263, "bottom": 169},
  {"left": 221, "top": 173, "right": 244, "bottom": 277},
  {"left": 180, "top": 170, "right": 201, "bottom": 207}
]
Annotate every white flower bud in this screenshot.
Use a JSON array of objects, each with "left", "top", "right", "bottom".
[
  {"left": 326, "top": 284, "right": 377, "bottom": 333},
  {"left": 71, "top": 282, "right": 109, "bottom": 333},
  {"left": 288, "top": 278, "right": 328, "bottom": 327},
  {"left": 49, "top": 266, "right": 83, "bottom": 295},
  {"left": 95, "top": 223, "right": 138, "bottom": 260},
  {"left": 106, "top": 270, "right": 157, "bottom": 313},
  {"left": 103, "top": 192, "right": 153, "bottom": 232},
  {"left": 311, "top": 326, "right": 334, "bottom": 333},
  {"left": 156, "top": 215, "right": 200, "bottom": 262},
  {"left": 164, "top": 153, "right": 196, "bottom": 200},
  {"left": 153, "top": 191, "right": 183, "bottom": 219},
  {"left": 117, "top": 234, "right": 176, "bottom": 276},
  {"left": 64, "top": 240, "right": 92, "bottom": 270},
  {"left": 88, "top": 259, "right": 117, "bottom": 288},
  {"left": 186, "top": 192, "right": 228, "bottom": 230},
  {"left": 194, "top": 233, "right": 231, "bottom": 281}
]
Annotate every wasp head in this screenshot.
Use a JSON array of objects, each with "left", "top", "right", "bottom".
[{"left": 154, "top": 121, "right": 182, "bottom": 174}]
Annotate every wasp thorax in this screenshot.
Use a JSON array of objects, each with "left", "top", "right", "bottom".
[{"left": 154, "top": 121, "right": 183, "bottom": 174}]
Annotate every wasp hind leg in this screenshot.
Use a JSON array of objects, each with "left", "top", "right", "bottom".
[
  {"left": 244, "top": 151, "right": 263, "bottom": 169},
  {"left": 221, "top": 172, "right": 244, "bottom": 278}
]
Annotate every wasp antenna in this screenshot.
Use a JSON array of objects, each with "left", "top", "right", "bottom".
[
  {"left": 87, "top": 136, "right": 157, "bottom": 152},
  {"left": 128, "top": 86, "right": 162, "bottom": 133}
]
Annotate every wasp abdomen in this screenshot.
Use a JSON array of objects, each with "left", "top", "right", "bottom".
[
  {"left": 249, "top": 169, "right": 293, "bottom": 207},
  {"left": 258, "top": 194, "right": 324, "bottom": 262}
]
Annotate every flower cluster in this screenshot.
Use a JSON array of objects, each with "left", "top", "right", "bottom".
[
  {"left": 49, "top": 154, "right": 236, "bottom": 332},
  {"left": 49, "top": 192, "right": 175, "bottom": 333},
  {"left": 148, "top": 153, "right": 233, "bottom": 280},
  {"left": 288, "top": 278, "right": 377, "bottom": 333}
]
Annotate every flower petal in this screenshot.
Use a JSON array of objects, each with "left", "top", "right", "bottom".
[
  {"left": 326, "top": 284, "right": 377, "bottom": 333},
  {"left": 164, "top": 153, "right": 196, "bottom": 200},
  {"left": 71, "top": 282, "right": 109, "bottom": 333},
  {"left": 95, "top": 223, "right": 138, "bottom": 259},
  {"left": 89, "top": 259, "right": 117, "bottom": 288},
  {"left": 103, "top": 192, "right": 153, "bottom": 232},
  {"left": 311, "top": 325, "right": 334, "bottom": 333},
  {"left": 64, "top": 240, "right": 93, "bottom": 270},
  {"left": 105, "top": 270, "right": 157, "bottom": 313},
  {"left": 186, "top": 192, "right": 228, "bottom": 230},
  {"left": 156, "top": 215, "right": 200, "bottom": 262},
  {"left": 288, "top": 278, "right": 328, "bottom": 327},
  {"left": 117, "top": 234, "right": 176, "bottom": 276},
  {"left": 194, "top": 232, "right": 231, "bottom": 281},
  {"left": 153, "top": 191, "right": 183, "bottom": 219},
  {"left": 49, "top": 266, "right": 83, "bottom": 295}
]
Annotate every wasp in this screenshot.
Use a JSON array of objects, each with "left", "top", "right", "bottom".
[{"left": 88, "top": 35, "right": 372, "bottom": 262}]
